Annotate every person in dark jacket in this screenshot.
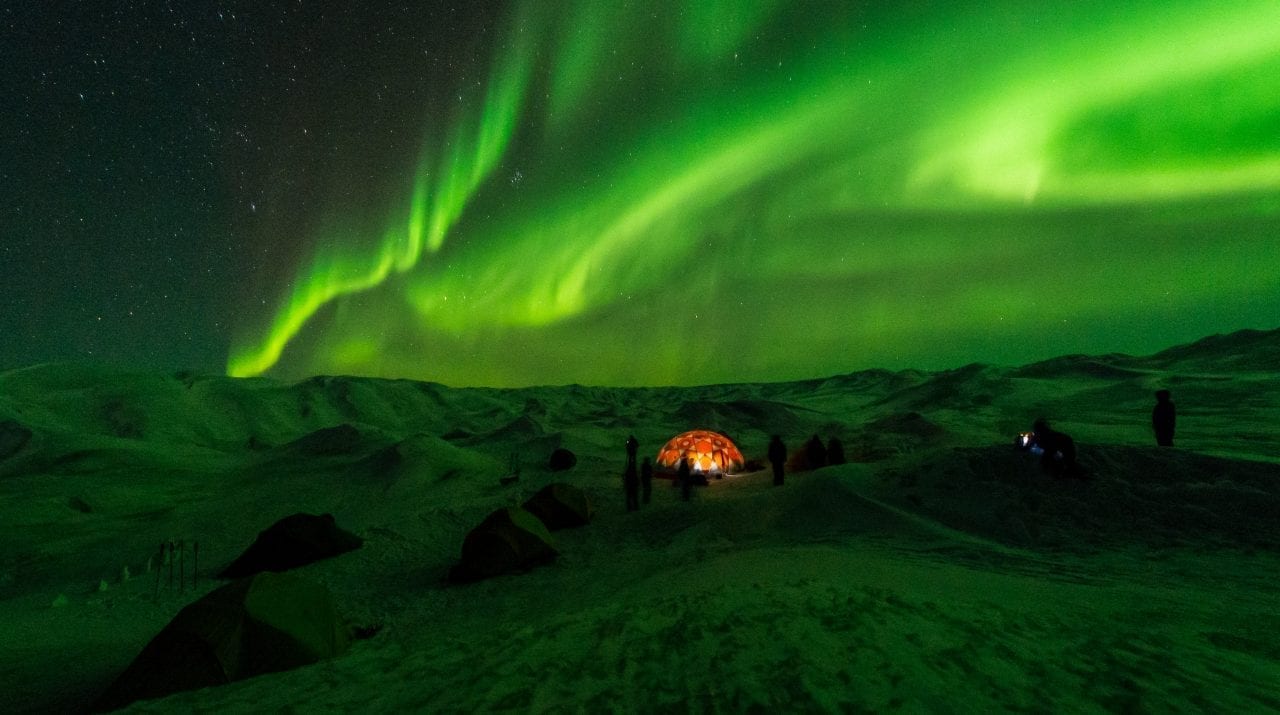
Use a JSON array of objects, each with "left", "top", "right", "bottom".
[
  {"left": 624, "top": 461, "right": 640, "bottom": 512},
  {"left": 625, "top": 434, "right": 639, "bottom": 467},
  {"left": 1152, "top": 390, "right": 1176, "bottom": 447},
  {"left": 640, "top": 457, "right": 653, "bottom": 504},
  {"left": 804, "top": 434, "right": 827, "bottom": 470},
  {"left": 768, "top": 435, "right": 787, "bottom": 486},
  {"left": 678, "top": 457, "right": 693, "bottom": 501},
  {"left": 826, "top": 437, "right": 846, "bottom": 465},
  {"left": 1031, "top": 418, "right": 1077, "bottom": 477}
]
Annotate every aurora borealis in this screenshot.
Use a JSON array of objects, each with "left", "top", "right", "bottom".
[{"left": 6, "top": 1, "right": 1280, "bottom": 386}]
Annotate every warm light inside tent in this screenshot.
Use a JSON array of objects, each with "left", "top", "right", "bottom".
[{"left": 655, "top": 430, "right": 745, "bottom": 475}]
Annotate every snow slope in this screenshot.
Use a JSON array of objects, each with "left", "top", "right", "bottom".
[{"left": 1, "top": 329, "right": 1278, "bottom": 712}]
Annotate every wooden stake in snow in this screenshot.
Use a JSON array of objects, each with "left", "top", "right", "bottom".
[{"left": 150, "top": 539, "right": 199, "bottom": 596}]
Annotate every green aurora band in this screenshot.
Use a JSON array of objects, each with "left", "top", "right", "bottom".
[{"left": 229, "top": 0, "right": 1280, "bottom": 386}]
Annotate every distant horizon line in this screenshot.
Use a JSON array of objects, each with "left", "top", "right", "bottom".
[{"left": 3, "top": 324, "right": 1276, "bottom": 391}]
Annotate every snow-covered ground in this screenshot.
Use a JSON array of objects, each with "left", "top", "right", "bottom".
[{"left": 1, "top": 329, "right": 1278, "bottom": 712}]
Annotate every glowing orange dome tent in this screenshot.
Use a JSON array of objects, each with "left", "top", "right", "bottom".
[{"left": 656, "top": 430, "right": 745, "bottom": 475}]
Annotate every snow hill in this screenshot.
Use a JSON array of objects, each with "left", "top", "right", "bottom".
[{"left": 1, "top": 328, "right": 1278, "bottom": 712}]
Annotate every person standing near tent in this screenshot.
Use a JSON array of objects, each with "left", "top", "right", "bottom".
[
  {"left": 768, "top": 435, "right": 787, "bottom": 486},
  {"left": 625, "top": 434, "right": 639, "bottom": 468},
  {"left": 624, "top": 461, "right": 640, "bottom": 512},
  {"left": 805, "top": 434, "right": 827, "bottom": 470},
  {"left": 827, "top": 436, "right": 846, "bottom": 465},
  {"left": 1152, "top": 390, "right": 1176, "bottom": 447},
  {"left": 678, "top": 457, "right": 693, "bottom": 501},
  {"left": 640, "top": 456, "right": 653, "bottom": 504}
]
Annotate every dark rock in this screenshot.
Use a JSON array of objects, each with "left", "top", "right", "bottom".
[
  {"left": 94, "top": 572, "right": 349, "bottom": 713},
  {"left": 449, "top": 507, "right": 557, "bottom": 583},
  {"left": 548, "top": 448, "right": 577, "bottom": 471},
  {"left": 220, "top": 513, "right": 363, "bottom": 578}
]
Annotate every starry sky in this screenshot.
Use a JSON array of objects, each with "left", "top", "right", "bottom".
[{"left": 4, "top": 1, "right": 1280, "bottom": 386}]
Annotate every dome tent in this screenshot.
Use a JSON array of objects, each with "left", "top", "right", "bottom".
[{"left": 656, "top": 430, "right": 744, "bottom": 475}]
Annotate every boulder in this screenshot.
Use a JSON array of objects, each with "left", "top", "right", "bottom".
[
  {"left": 94, "top": 572, "right": 349, "bottom": 712},
  {"left": 220, "top": 513, "right": 362, "bottom": 579},
  {"left": 548, "top": 448, "right": 577, "bottom": 471},
  {"left": 523, "top": 483, "right": 594, "bottom": 530},
  {"left": 449, "top": 507, "right": 557, "bottom": 583}
]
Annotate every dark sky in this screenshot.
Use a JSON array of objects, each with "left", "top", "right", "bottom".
[
  {"left": 1, "top": 1, "right": 491, "bottom": 372},
  {"left": 4, "top": 2, "right": 1279, "bottom": 385}
]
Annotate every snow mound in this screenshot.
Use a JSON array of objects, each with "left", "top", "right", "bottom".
[{"left": 873, "top": 444, "right": 1280, "bottom": 549}]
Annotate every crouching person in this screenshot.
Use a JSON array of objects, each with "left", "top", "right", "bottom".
[{"left": 1031, "top": 418, "right": 1080, "bottom": 478}]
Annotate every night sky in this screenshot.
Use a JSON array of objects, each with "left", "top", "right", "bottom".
[{"left": 5, "top": 1, "right": 1279, "bottom": 386}]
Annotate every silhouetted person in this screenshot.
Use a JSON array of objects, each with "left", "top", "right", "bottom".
[
  {"left": 624, "top": 462, "right": 640, "bottom": 512},
  {"left": 1031, "top": 418, "right": 1077, "bottom": 477},
  {"left": 678, "top": 458, "right": 693, "bottom": 501},
  {"left": 625, "top": 434, "right": 639, "bottom": 468},
  {"left": 640, "top": 457, "right": 653, "bottom": 504},
  {"left": 805, "top": 434, "right": 827, "bottom": 470},
  {"left": 768, "top": 435, "right": 787, "bottom": 486},
  {"left": 826, "top": 437, "right": 845, "bottom": 465},
  {"left": 1152, "top": 390, "right": 1176, "bottom": 447}
]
